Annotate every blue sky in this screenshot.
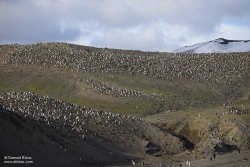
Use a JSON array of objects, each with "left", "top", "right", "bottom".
[{"left": 1, "top": 0, "right": 250, "bottom": 52}]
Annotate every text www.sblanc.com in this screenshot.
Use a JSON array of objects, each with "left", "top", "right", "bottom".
[{"left": 4, "top": 156, "right": 33, "bottom": 164}]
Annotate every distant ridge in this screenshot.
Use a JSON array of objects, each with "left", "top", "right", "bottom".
[{"left": 173, "top": 38, "right": 250, "bottom": 53}]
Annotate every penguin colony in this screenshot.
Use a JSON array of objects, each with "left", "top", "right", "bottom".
[{"left": 2, "top": 42, "right": 250, "bottom": 84}]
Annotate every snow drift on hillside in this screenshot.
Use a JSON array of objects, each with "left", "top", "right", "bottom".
[{"left": 173, "top": 38, "right": 250, "bottom": 53}]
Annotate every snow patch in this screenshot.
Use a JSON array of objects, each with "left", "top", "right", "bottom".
[{"left": 173, "top": 38, "right": 250, "bottom": 53}]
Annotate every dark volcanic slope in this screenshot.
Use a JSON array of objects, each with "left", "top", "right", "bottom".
[{"left": 0, "top": 92, "right": 191, "bottom": 166}]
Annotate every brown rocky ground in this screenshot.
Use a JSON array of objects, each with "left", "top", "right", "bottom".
[{"left": 0, "top": 43, "right": 250, "bottom": 166}]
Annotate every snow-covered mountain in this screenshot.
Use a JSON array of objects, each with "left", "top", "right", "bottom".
[{"left": 173, "top": 38, "right": 250, "bottom": 53}]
